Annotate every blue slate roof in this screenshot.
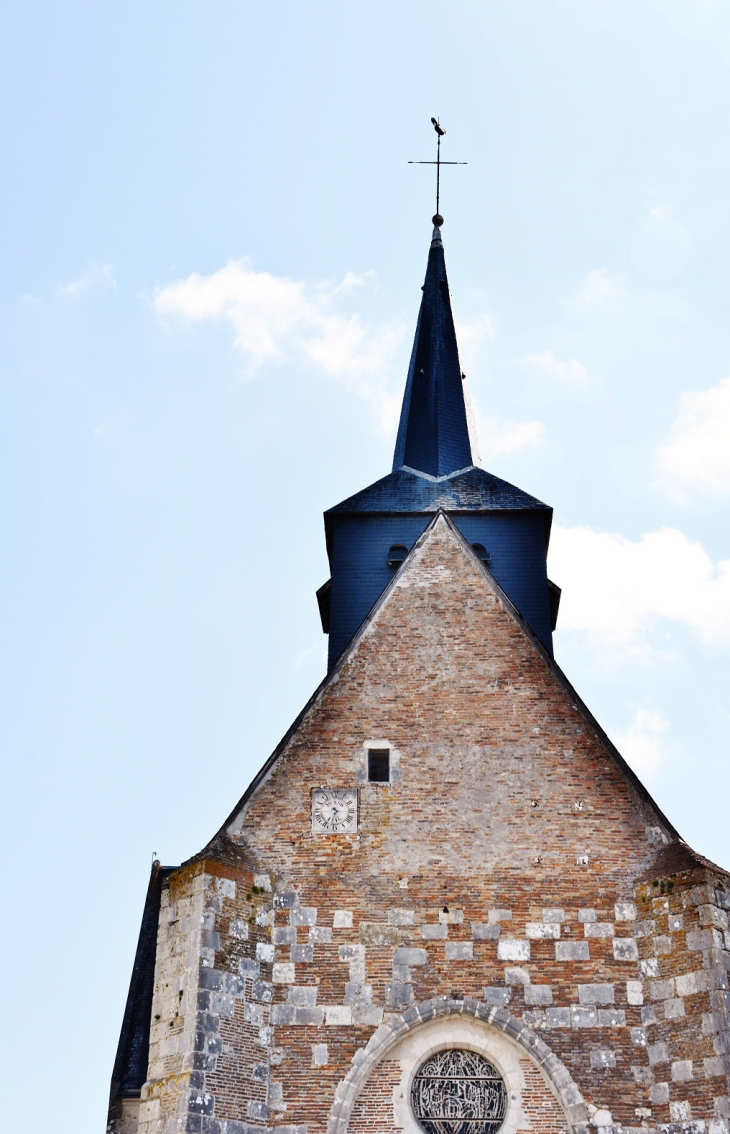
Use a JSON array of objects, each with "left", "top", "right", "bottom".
[
  {"left": 326, "top": 465, "right": 551, "bottom": 523},
  {"left": 392, "top": 224, "right": 477, "bottom": 477}
]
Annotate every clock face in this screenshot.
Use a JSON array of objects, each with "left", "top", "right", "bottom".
[{"left": 311, "top": 789, "right": 358, "bottom": 834}]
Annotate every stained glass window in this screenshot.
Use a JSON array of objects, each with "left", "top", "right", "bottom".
[{"left": 411, "top": 1049, "right": 507, "bottom": 1134}]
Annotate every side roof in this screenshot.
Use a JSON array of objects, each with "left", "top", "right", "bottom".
[
  {"left": 213, "top": 511, "right": 681, "bottom": 851},
  {"left": 109, "top": 863, "right": 176, "bottom": 1102}
]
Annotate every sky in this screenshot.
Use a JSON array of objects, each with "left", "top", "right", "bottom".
[{"left": 2, "top": 1, "right": 730, "bottom": 1130}]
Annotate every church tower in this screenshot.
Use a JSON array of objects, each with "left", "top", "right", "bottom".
[
  {"left": 320, "top": 219, "right": 557, "bottom": 670},
  {"left": 108, "top": 216, "right": 730, "bottom": 1134}
]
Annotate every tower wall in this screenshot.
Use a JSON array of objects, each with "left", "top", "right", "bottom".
[{"left": 327, "top": 510, "right": 552, "bottom": 668}]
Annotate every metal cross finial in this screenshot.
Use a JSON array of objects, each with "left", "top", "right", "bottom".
[{"left": 408, "top": 117, "right": 467, "bottom": 226}]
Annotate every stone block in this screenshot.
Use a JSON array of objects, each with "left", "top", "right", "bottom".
[
  {"left": 291, "top": 907, "right": 317, "bottom": 927},
  {"left": 671, "top": 1059, "right": 693, "bottom": 1081},
  {"left": 584, "top": 923, "right": 614, "bottom": 938},
  {"left": 700, "top": 905, "right": 730, "bottom": 930},
  {"left": 269, "top": 1004, "right": 295, "bottom": 1025},
  {"left": 422, "top": 924, "right": 448, "bottom": 940},
  {"left": 482, "top": 987, "right": 511, "bottom": 1006},
  {"left": 497, "top": 939, "right": 530, "bottom": 962},
  {"left": 639, "top": 958, "right": 659, "bottom": 978},
  {"left": 615, "top": 902, "right": 637, "bottom": 920},
  {"left": 545, "top": 1007, "right": 571, "bottom": 1027},
  {"left": 388, "top": 908, "right": 415, "bottom": 926},
  {"left": 526, "top": 923, "right": 560, "bottom": 939},
  {"left": 590, "top": 1050, "right": 616, "bottom": 1069},
  {"left": 669, "top": 1101, "right": 692, "bottom": 1122},
  {"left": 648, "top": 1041, "right": 668, "bottom": 1065},
  {"left": 504, "top": 966, "right": 530, "bottom": 985},
  {"left": 488, "top": 909, "right": 512, "bottom": 923},
  {"left": 649, "top": 978, "right": 675, "bottom": 1001},
  {"left": 612, "top": 938, "right": 639, "bottom": 961},
  {"left": 256, "top": 943, "right": 275, "bottom": 963},
  {"left": 653, "top": 934, "right": 672, "bottom": 955},
  {"left": 664, "top": 997, "right": 685, "bottom": 1019},
  {"left": 325, "top": 1005, "right": 352, "bottom": 1025},
  {"left": 438, "top": 908, "right": 464, "bottom": 925},
  {"left": 472, "top": 923, "right": 500, "bottom": 940},
  {"left": 273, "top": 891, "right": 298, "bottom": 909},
  {"left": 650, "top": 1083, "right": 669, "bottom": 1104},
  {"left": 309, "top": 926, "right": 332, "bottom": 944},
  {"left": 626, "top": 980, "right": 644, "bottom": 1005},
  {"left": 578, "top": 983, "right": 614, "bottom": 1005},
  {"left": 571, "top": 1006, "right": 597, "bottom": 1028},
  {"left": 394, "top": 947, "right": 427, "bottom": 966},
  {"left": 445, "top": 941, "right": 473, "bottom": 961},
  {"left": 287, "top": 986, "right": 317, "bottom": 1005},
  {"left": 385, "top": 983, "right": 414, "bottom": 1008},
  {"left": 630, "top": 1027, "right": 646, "bottom": 1046},
  {"left": 312, "top": 1044, "right": 328, "bottom": 1066},
  {"left": 291, "top": 945, "right": 313, "bottom": 963},
  {"left": 542, "top": 909, "right": 565, "bottom": 922},
  {"left": 333, "top": 910, "right": 353, "bottom": 928},
  {"left": 359, "top": 923, "right": 402, "bottom": 946},
  {"left": 556, "top": 941, "right": 590, "bottom": 961},
  {"left": 293, "top": 1006, "right": 325, "bottom": 1025},
  {"left": 272, "top": 927, "right": 296, "bottom": 945},
  {"left": 598, "top": 1009, "right": 625, "bottom": 1027},
  {"left": 578, "top": 909, "right": 596, "bottom": 922},
  {"left": 338, "top": 944, "right": 365, "bottom": 962},
  {"left": 272, "top": 963, "right": 295, "bottom": 984},
  {"left": 525, "top": 985, "right": 553, "bottom": 1005}
]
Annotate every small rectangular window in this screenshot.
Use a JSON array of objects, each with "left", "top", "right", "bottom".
[{"left": 368, "top": 748, "right": 390, "bottom": 783}]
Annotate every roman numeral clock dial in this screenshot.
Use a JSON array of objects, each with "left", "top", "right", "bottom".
[{"left": 311, "top": 789, "right": 358, "bottom": 834}]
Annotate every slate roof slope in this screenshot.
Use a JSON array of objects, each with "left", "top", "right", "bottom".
[
  {"left": 217, "top": 511, "right": 683, "bottom": 852},
  {"left": 392, "top": 224, "right": 476, "bottom": 477},
  {"left": 326, "top": 464, "right": 550, "bottom": 516}
]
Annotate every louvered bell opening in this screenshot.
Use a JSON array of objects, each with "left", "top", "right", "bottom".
[
  {"left": 471, "top": 543, "right": 491, "bottom": 565},
  {"left": 387, "top": 544, "right": 408, "bottom": 568}
]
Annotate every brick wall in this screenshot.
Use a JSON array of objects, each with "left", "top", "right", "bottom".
[{"left": 131, "top": 514, "right": 729, "bottom": 1133}]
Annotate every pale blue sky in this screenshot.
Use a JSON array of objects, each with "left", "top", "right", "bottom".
[{"left": 3, "top": 2, "right": 730, "bottom": 1130}]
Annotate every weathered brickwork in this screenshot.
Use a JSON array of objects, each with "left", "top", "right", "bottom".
[{"left": 117, "top": 515, "right": 730, "bottom": 1134}]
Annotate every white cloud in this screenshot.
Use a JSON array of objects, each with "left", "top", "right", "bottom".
[
  {"left": 522, "top": 349, "right": 590, "bottom": 387},
  {"left": 477, "top": 415, "right": 546, "bottom": 460},
  {"left": 655, "top": 377, "right": 730, "bottom": 498},
  {"left": 153, "top": 258, "right": 404, "bottom": 434},
  {"left": 58, "top": 261, "right": 115, "bottom": 297},
  {"left": 550, "top": 523, "right": 730, "bottom": 649},
  {"left": 610, "top": 708, "right": 671, "bottom": 779}
]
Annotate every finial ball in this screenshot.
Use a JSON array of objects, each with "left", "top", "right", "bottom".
[{"left": 432, "top": 213, "right": 444, "bottom": 227}]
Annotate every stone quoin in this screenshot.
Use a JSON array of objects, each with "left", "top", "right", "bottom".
[{"left": 108, "top": 218, "right": 730, "bottom": 1134}]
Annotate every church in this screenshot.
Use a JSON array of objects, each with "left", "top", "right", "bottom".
[{"left": 108, "top": 211, "right": 730, "bottom": 1134}]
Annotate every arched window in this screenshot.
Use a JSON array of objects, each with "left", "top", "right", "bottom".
[
  {"left": 471, "top": 543, "right": 491, "bottom": 565},
  {"left": 387, "top": 544, "right": 408, "bottom": 568}
]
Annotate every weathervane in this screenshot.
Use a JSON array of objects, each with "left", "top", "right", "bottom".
[{"left": 409, "top": 117, "right": 467, "bottom": 226}]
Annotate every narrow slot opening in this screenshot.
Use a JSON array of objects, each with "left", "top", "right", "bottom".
[{"left": 367, "top": 749, "right": 390, "bottom": 783}]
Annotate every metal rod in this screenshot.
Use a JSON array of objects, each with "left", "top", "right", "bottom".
[{"left": 436, "top": 133, "right": 440, "bottom": 215}]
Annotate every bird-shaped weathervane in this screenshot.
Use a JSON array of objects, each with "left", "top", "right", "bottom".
[{"left": 409, "top": 117, "right": 466, "bottom": 226}]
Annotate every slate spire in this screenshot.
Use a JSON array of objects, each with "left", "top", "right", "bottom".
[{"left": 392, "top": 222, "right": 480, "bottom": 477}]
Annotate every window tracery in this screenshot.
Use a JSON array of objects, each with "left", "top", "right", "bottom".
[{"left": 411, "top": 1048, "right": 507, "bottom": 1134}]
